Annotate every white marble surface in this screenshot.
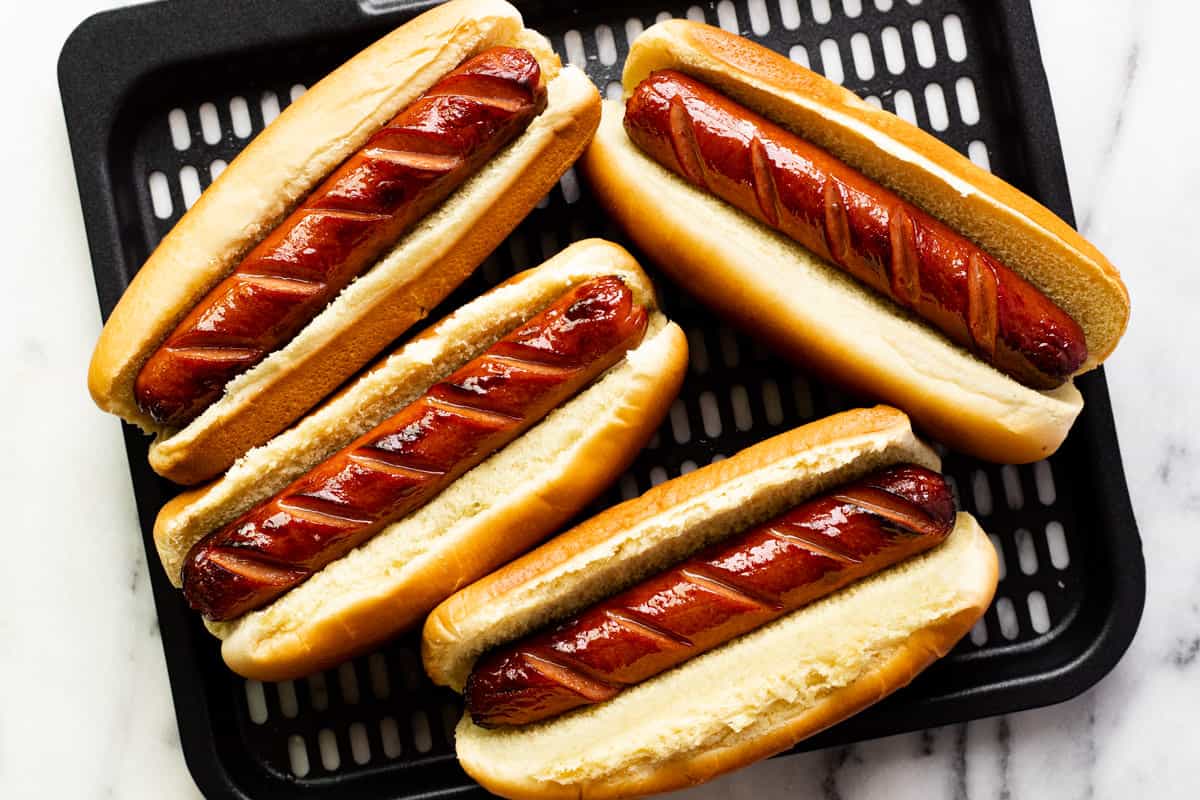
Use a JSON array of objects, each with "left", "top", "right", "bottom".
[{"left": 1, "top": 0, "right": 1197, "bottom": 797}]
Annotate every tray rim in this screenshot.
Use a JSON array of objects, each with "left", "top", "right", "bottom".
[{"left": 57, "top": 0, "right": 1145, "bottom": 797}]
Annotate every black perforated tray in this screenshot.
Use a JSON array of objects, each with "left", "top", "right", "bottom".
[{"left": 59, "top": 1, "right": 1143, "bottom": 797}]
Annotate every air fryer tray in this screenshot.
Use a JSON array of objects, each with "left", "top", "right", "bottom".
[{"left": 59, "top": 0, "right": 1143, "bottom": 797}]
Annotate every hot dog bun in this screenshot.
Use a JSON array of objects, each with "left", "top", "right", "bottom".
[
  {"left": 582, "top": 20, "right": 1129, "bottom": 463},
  {"left": 422, "top": 407, "right": 997, "bottom": 799},
  {"left": 153, "top": 239, "right": 687, "bottom": 680},
  {"left": 90, "top": 0, "right": 602, "bottom": 484}
]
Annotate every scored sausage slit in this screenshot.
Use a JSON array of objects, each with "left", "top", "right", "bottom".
[
  {"left": 424, "top": 395, "right": 523, "bottom": 425},
  {"left": 679, "top": 566, "right": 783, "bottom": 612},
  {"left": 346, "top": 449, "right": 449, "bottom": 478},
  {"left": 276, "top": 495, "right": 378, "bottom": 527},
  {"left": 424, "top": 92, "right": 532, "bottom": 115},
  {"left": 483, "top": 353, "right": 578, "bottom": 377},
  {"left": 427, "top": 73, "right": 542, "bottom": 113},
  {"left": 361, "top": 148, "right": 464, "bottom": 173},
  {"left": 233, "top": 273, "right": 326, "bottom": 296},
  {"left": 887, "top": 205, "right": 921, "bottom": 307},
  {"left": 763, "top": 524, "right": 863, "bottom": 565},
  {"left": 822, "top": 177, "right": 853, "bottom": 266},
  {"left": 431, "top": 93, "right": 529, "bottom": 114},
  {"left": 302, "top": 207, "right": 393, "bottom": 223},
  {"left": 967, "top": 252, "right": 999, "bottom": 359},
  {"left": 749, "top": 136, "right": 782, "bottom": 227},
  {"left": 667, "top": 94, "right": 709, "bottom": 188},
  {"left": 602, "top": 609, "right": 694, "bottom": 649},
  {"left": 520, "top": 652, "right": 621, "bottom": 703},
  {"left": 160, "top": 345, "right": 263, "bottom": 363},
  {"left": 833, "top": 486, "right": 942, "bottom": 538},
  {"left": 207, "top": 549, "right": 310, "bottom": 585}
]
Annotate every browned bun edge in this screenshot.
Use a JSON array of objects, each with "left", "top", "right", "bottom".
[
  {"left": 151, "top": 239, "right": 687, "bottom": 680},
  {"left": 89, "top": 0, "right": 602, "bottom": 484},
  {"left": 423, "top": 405, "right": 938, "bottom": 691},
  {"left": 455, "top": 519, "right": 995, "bottom": 799},
  {"left": 620, "top": 19, "right": 1128, "bottom": 369}
]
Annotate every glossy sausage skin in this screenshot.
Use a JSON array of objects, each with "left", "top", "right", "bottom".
[
  {"left": 182, "top": 276, "right": 648, "bottom": 620},
  {"left": 624, "top": 70, "right": 1086, "bottom": 389},
  {"left": 135, "top": 47, "right": 547, "bottom": 427},
  {"left": 464, "top": 464, "right": 955, "bottom": 728}
]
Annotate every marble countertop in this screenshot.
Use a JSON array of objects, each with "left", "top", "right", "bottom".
[{"left": 2, "top": 0, "right": 1195, "bottom": 797}]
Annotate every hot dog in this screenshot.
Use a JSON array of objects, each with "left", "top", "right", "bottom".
[
  {"left": 89, "top": 0, "right": 603, "bottom": 484},
  {"left": 153, "top": 240, "right": 687, "bottom": 680},
  {"left": 423, "top": 407, "right": 998, "bottom": 799},
  {"left": 183, "top": 276, "right": 648, "bottom": 621},
  {"left": 624, "top": 70, "right": 1085, "bottom": 390},
  {"left": 135, "top": 47, "right": 547, "bottom": 428},
  {"left": 582, "top": 20, "right": 1130, "bottom": 463},
  {"left": 464, "top": 463, "right": 955, "bottom": 728}
]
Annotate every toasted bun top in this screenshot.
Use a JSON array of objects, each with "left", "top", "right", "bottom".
[
  {"left": 88, "top": 0, "right": 554, "bottom": 432},
  {"left": 422, "top": 405, "right": 938, "bottom": 691},
  {"left": 621, "top": 20, "right": 1128, "bottom": 372},
  {"left": 153, "top": 239, "right": 661, "bottom": 585}
]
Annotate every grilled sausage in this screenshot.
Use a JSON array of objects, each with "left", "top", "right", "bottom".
[
  {"left": 136, "top": 47, "right": 547, "bottom": 427},
  {"left": 464, "top": 463, "right": 955, "bottom": 727},
  {"left": 623, "top": 70, "right": 1086, "bottom": 389},
  {"left": 182, "top": 276, "right": 648, "bottom": 620}
]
